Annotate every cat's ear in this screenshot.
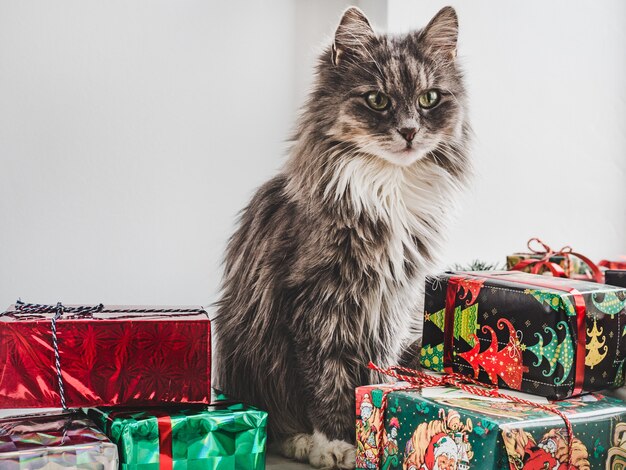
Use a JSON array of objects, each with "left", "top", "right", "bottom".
[
  {"left": 419, "top": 6, "right": 458, "bottom": 60},
  {"left": 332, "top": 7, "right": 375, "bottom": 66}
]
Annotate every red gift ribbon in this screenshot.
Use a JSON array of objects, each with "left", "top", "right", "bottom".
[
  {"left": 443, "top": 272, "right": 587, "bottom": 396},
  {"left": 510, "top": 238, "right": 604, "bottom": 283},
  {"left": 599, "top": 258, "right": 626, "bottom": 270},
  {"left": 368, "top": 361, "right": 575, "bottom": 468},
  {"left": 443, "top": 276, "right": 461, "bottom": 374},
  {"left": 106, "top": 410, "right": 174, "bottom": 469},
  {"left": 156, "top": 414, "right": 173, "bottom": 470}
]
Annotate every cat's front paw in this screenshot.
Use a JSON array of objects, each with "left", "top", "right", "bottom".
[
  {"left": 309, "top": 431, "right": 355, "bottom": 469},
  {"left": 280, "top": 433, "right": 312, "bottom": 461}
]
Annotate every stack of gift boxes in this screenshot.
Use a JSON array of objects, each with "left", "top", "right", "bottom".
[
  {"left": 357, "top": 242, "right": 626, "bottom": 470},
  {"left": 0, "top": 303, "right": 267, "bottom": 468},
  {"left": 1, "top": 239, "right": 624, "bottom": 469}
]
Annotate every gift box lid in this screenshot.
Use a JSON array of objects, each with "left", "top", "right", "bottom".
[
  {"left": 435, "top": 270, "right": 626, "bottom": 315},
  {"left": 393, "top": 388, "right": 626, "bottom": 427},
  {"left": 91, "top": 403, "right": 268, "bottom": 435},
  {"left": 1, "top": 304, "right": 210, "bottom": 322},
  {"left": 359, "top": 382, "right": 626, "bottom": 426},
  {"left": 442, "top": 270, "right": 620, "bottom": 295}
]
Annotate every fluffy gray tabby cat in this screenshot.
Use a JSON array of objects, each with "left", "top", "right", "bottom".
[{"left": 216, "top": 6, "right": 469, "bottom": 468}]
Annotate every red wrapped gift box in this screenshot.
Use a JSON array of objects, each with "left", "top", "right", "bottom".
[{"left": 0, "top": 303, "right": 211, "bottom": 408}]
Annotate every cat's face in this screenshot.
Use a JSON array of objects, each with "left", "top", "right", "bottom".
[{"left": 320, "top": 7, "right": 464, "bottom": 167}]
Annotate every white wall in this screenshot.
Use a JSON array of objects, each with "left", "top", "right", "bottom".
[
  {"left": 293, "top": 0, "right": 387, "bottom": 108},
  {"left": 387, "top": 0, "right": 626, "bottom": 269},
  {"left": 0, "top": 1, "right": 296, "bottom": 307},
  {"left": 0, "top": 1, "right": 624, "bottom": 310}
]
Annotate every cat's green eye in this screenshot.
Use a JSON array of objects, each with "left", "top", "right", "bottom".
[
  {"left": 365, "top": 91, "right": 390, "bottom": 111},
  {"left": 418, "top": 89, "right": 441, "bottom": 109}
]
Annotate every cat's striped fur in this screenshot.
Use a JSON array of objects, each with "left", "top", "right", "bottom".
[{"left": 215, "top": 6, "right": 469, "bottom": 468}]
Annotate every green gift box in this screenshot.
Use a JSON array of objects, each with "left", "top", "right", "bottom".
[
  {"left": 86, "top": 402, "right": 267, "bottom": 469},
  {"left": 356, "top": 382, "right": 626, "bottom": 469}
]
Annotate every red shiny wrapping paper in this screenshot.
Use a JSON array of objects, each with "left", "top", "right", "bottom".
[{"left": 0, "top": 304, "right": 211, "bottom": 408}]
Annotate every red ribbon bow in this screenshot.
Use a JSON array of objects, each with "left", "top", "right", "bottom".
[
  {"left": 367, "top": 361, "right": 574, "bottom": 468},
  {"left": 511, "top": 238, "right": 603, "bottom": 283}
]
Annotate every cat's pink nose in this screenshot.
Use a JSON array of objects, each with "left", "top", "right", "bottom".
[{"left": 398, "top": 127, "right": 417, "bottom": 143}]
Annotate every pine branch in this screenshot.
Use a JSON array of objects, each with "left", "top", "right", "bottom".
[{"left": 451, "top": 260, "right": 502, "bottom": 271}]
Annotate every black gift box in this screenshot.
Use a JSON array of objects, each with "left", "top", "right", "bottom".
[
  {"left": 420, "top": 271, "right": 626, "bottom": 399},
  {"left": 606, "top": 270, "right": 626, "bottom": 289}
]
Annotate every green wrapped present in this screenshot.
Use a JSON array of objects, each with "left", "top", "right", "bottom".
[
  {"left": 86, "top": 402, "right": 267, "bottom": 469},
  {"left": 0, "top": 410, "right": 118, "bottom": 469},
  {"left": 356, "top": 382, "right": 626, "bottom": 469}
]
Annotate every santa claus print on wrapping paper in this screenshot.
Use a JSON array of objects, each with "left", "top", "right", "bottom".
[
  {"left": 381, "top": 417, "right": 401, "bottom": 470},
  {"left": 403, "top": 409, "right": 473, "bottom": 470},
  {"left": 607, "top": 422, "right": 626, "bottom": 468},
  {"left": 357, "top": 393, "right": 382, "bottom": 468},
  {"left": 502, "top": 427, "right": 590, "bottom": 470}
]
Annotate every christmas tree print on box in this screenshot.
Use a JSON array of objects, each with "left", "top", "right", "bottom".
[
  {"left": 592, "top": 291, "right": 626, "bottom": 315},
  {"left": 356, "top": 383, "right": 626, "bottom": 470},
  {"left": 586, "top": 317, "right": 608, "bottom": 369},
  {"left": 524, "top": 321, "right": 575, "bottom": 386},
  {"left": 458, "top": 318, "right": 528, "bottom": 390},
  {"left": 421, "top": 303, "right": 478, "bottom": 373},
  {"left": 425, "top": 303, "right": 480, "bottom": 346},
  {"left": 421, "top": 271, "right": 626, "bottom": 399}
]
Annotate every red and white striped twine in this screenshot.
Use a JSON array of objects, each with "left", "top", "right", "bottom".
[{"left": 367, "top": 361, "right": 573, "bottom": 467}]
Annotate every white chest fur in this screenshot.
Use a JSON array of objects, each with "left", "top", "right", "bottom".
[{"left": 326, "top": 156, "right": 458, "bottom": 356}]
